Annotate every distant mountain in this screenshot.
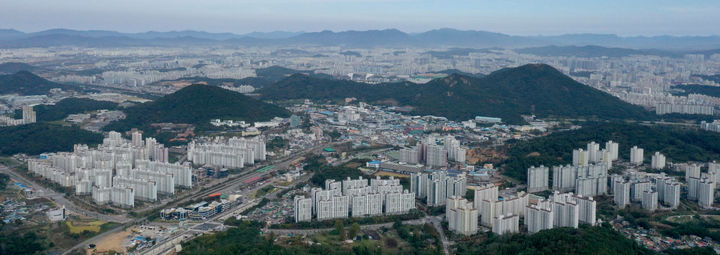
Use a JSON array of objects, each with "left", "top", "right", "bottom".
[
  {"left": 0, "top": 71, "right": 74, "bottom": 95},
  {"left": 414, "top": 28, "right": 535, "bottom": 48},
  {"left": 1, "top": 28, "right": 720, "bottom": 50},
  {"left": 259, "top": 64, "right": 650, "bottom": 124},
  {"left": 0, "top": 62, "right": 39, "bottom": 74},
  {"left": 515, "top": 45, "right": 678, "bottom": 58},
  {"left": 104, "top": 84, "right": 290, "bottom": 132},
  {"left": 425, "top": 48, "right": 498, "bottom": 59},
  {"left": 287, "top": 29, "right": 414, "bottom": 47},
  {"left": 243, "top": 31, "right": 303, "bottom": 39}
]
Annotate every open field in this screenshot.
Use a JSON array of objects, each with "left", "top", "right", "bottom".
[
  {"left": 87, "top": 230, "right": 132, "bottom": 254},
  {"left": 67, "top": 220, "right": 107, "bottom": 234}
]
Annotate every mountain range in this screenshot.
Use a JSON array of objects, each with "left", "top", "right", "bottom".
[
  {"left": 258, "top": 64, "right": 651, "bottom": 124},
  {"left": 1, "top": 28, "right": 719, "bottom": 50}
]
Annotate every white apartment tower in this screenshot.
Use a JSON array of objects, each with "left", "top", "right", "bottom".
[
  {"left": 574, "top": 195, "right": 597, "bottom": 226},
  {"left": 525, "top": 201, "right": 554, "bottom": 234},
  {"left": 294, "top": 196, "right": 313, "bottom": 222},
  {"left": 572, "top": 149, "right": 589, "bottom": 166},
  {"left": 447, "top": 196, "right": 478, "bottom": 235},
  {"left": 698, "top": 178, "right": 715, "bottom": 209},
  {"left": 614, "top": 181, "right": 631, "bottom": 208},
  {"left": 630, "top": 146, "right": 644, "bottom": 165},
  {"left": 527, "top": 165, "right": 549, "bottom": 193},
  {"left": 642, "top": 191, "right": 658, "bottom": 212},
  {"left": 492, "top": 214, "right": 519, "bottom": 235},
  {"left": 651, "top": 152, "right": 666, "bottom": 169},
  {"left": 605, "top": 141, "right": 619, "bottom": 161}
]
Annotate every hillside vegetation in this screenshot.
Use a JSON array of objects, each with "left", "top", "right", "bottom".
[
  {"left": 104, "top": 84, "right": 290, "bottom": 132},
  {"left": 455, "top": 224, "right": 653, "bottom": 255},
  {"left": 503, "top": 122, "right": 720, "bottom": 182},
  {"left": 14, "top": 98, "right": 118, "bottom": 122},
  {"left": 259, "top": 64, "right": 651, "bottom": 124},
  {"left": 0, "top": 71, "right": 74, "bottom": 95},
  {"left": 0, "top": 123, "right": 103, "bottom": 155}
]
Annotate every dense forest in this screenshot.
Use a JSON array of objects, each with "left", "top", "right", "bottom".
[
  {"left": 0, "top": 123, "right": 103, "bottom": 155},
  {"left": 104, "top": 84, "right": 290, "bottom": 133},
  {"left": 14, "top": 98, "right": 118, "bottom": 122},
  {"left": 455, "top": 224, "right": 653, "bottom": 255},
  {"left": 259, "top": 64, "right": 651, "bottom": 124},
  {"left": 0, "top": 232, "right": 52, "bottom": 255},
  {"left": 503, "top": 122, "right": 720, "bottom": 182},
  {"left": 305, "top": 155, "right": 364, "bottom": 187}
]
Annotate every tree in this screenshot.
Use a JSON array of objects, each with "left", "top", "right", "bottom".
[
  {"left": 349, "top": 223, "right": 360, "bottom": 239},
  {"left": 335, "top": 220, "right": 346, "bottom": 240}
]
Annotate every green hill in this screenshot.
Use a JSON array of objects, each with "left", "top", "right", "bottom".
[
  {"left": 104, "top": 84, "right": 290, "bottom": 132},
  {"left": 259, "top": 64, "right": 651, "bottom": 124},
  {"left": 0, "top": 62, "right": 39, "bottom": 74},
  {"left": 255, "top": 65, "right": 333, "bottom": 83},
  {"left": 673, "top": 84, "right": 720, "bottom": 97},
  {"left": 14, "top": 98, "right": 118, "bottom": 122},
  {"left": 503, "top": 122, "right": 720, "bottom": 182},
  {"left": 0, "top": 71, "right": 74, "bottom": 95},
  {"left": 0, "top": 123, "right": 103, "bottom": 155}
]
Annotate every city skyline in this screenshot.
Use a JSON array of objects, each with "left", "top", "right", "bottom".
[{"left": 1, "top": 0, "right": 719, "bottom": 36}]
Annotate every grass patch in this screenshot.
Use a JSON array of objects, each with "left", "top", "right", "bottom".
[{"left": 66, "top": 220, "right": 106, "bottom": 234}]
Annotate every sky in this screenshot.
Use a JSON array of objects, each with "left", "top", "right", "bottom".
[{"left": 1, "top": 0, "right": 719, "bottom": 36}]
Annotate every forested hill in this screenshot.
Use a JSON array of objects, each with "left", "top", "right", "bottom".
[
  {"left": 503, "top": 122, "right": 720, "bottom": 182},
  {"left": 0, "top": 123, "right": 103, "bottom": 155},
  {"left": 0, "top": 71, "right": 74, "bottom": 95},
  {"left": 104, "top": 84, "right": 290, "bottom": 132},
  {"left": 259, "top": 64, "right": 651, "bottom": 124}
]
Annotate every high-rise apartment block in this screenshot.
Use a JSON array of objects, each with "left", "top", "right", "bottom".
[
  {"left": 527, "top": 165, "right": 549, "bottom": 193},
  {"left": 447, "top": 196, "right": 478, "bottom": 235},
  {"left": 651, "top": 152, "right": 666, "bottom": 169},
  {"left": 630, "top": 146, "right": 644, "bottom": 165}
]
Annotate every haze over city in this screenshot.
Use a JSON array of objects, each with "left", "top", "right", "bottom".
[
  {"left": 2, "top": 0, "right": 720, "bottom": 35},
  {"left": 1, "top": 1, "right": 720, "bottom": 255}
]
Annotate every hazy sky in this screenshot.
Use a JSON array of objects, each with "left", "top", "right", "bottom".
[{"left": 1, "top": 0, "right": 719, "bottom": 36}]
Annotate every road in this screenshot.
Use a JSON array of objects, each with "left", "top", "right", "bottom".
[{"left": 427, "top": 215, "right": 452, "bottom": 255}]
